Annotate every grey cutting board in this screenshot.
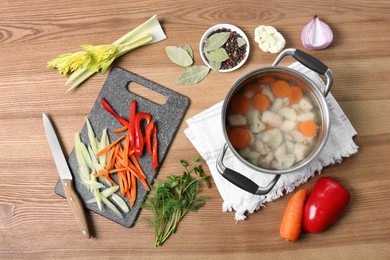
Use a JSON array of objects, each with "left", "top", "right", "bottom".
[{"left": 54, "top": 66, "right": 190, "bottom": 227}]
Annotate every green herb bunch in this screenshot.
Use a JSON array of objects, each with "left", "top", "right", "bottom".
[{"left": 143, "top": 158, "right": 210, "bottom": 246}]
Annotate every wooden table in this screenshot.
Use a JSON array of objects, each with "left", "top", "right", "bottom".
[{"left": 1, "top": 0, "right": 389, "bottom": 258}]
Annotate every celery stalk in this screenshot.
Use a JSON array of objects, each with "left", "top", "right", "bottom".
[{"left": 48, "top": 15, "right": 167, "bottom": 93}]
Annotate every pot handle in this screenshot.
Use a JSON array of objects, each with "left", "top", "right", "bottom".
[
  {"left": 272, "top": 48, "right": 333, "bottom": 97},
  {"left": 216, "top": 144, "right": 281, "bottom": 195}
]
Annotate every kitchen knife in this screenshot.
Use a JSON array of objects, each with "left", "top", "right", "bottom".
[{"left": 42, "top": 113, "right": 90, "bottom": 238}]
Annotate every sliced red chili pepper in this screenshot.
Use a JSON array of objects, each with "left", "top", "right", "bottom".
[
  {"left": 134, "top": 112, "right": 151, "bottom": 158},
  {"left": 151, "top": 124, "right": 159, "bottom": 170},
  {"left": 145, "top": 120, "right": 155, "bottom": 155},
  {"left": 101, "top": 98, "right": 129, "bottom": 126},
  {"left": 129, "top": 100, "right": 137, "bottom": 150}
]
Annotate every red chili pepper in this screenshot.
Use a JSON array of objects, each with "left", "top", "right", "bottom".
[
  {"left": 145, "top": 120, "right": 155, "bottom": 155},
  {"left": 129, "top": 100, "right": 137, "bottom": 150},
  {"left": 303, "top": 177, "right": 350, "bottom": 233},
  {"left": 101, "top": 98, "right": 129, "bottom": 126},
  {"left": 151, "top": 124, "right": 158, "bottom": 170},
  {"left": 134, "top": 112, "right": 151, "bottom": 158}
]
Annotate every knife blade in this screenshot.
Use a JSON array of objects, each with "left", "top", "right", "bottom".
[{"left": 42, "top": 113, "right": 90, "bottom": 238}]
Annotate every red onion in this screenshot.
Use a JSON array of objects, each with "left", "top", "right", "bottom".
[{"left": 301, "top": 15, "right": 333, "bottom": 50}]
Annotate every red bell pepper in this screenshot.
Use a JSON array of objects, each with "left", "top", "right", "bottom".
[
  {"left": 101, "top": 98, "right": 129, "bottom": 126},
  {"left": 145, "top": 120, "right": 155, "bottom": 155},
  {"left": 134, "top": 112, "right": 151, "bottom": 158},
  {"left": 129, "top": 100, "right": 137, "bottom": 150},
  {"left": 303, "top": 177, "right": 350, "bottom": 233},
  {"left": 151, "top": 124, "right": 158, "bottom": 170}
]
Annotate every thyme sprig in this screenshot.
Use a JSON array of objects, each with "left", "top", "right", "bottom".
[{"left": 143, "top": 158, "right": 210, "bottom": 246}]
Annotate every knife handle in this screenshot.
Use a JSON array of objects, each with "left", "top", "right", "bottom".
[{"left": 61, "top": 179, "right": 90, "bottom": 238}]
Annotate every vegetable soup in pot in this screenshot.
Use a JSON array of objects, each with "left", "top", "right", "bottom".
[{"left": 226, "top": 71, "right": 322, "bottom": 170}]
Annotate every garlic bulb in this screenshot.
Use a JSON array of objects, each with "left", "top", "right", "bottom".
[{"left": 301, "top": 15, "right": 333, "bottom": 50}]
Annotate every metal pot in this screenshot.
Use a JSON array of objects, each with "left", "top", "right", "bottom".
[{"left": 216, "top": 48, "right": 333, "bottom": 195}]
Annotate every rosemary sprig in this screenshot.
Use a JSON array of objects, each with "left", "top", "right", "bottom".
[{"left": 143, "top": 158, "right": 210, "bottom": 246}]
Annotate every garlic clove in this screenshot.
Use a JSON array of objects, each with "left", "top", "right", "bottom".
[{"left": 301, "top": 15, "right": 333, "bottom": 50}]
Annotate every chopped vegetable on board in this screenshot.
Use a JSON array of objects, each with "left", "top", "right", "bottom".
[
  {"left": 74, "top": 120, "right": 128, "bottom": 218},
  {"left": 254, "top": 25, "right": 286, "bottom": 53},
  {"left": 96, "top": 98, "right": 159, "bottom": 207}
]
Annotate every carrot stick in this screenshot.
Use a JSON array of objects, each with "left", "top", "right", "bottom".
[
  {"left": 117, "top": 171, "right": 126, "bottom": 197},
  {"left": 126, "top": 170, "right": 132, "bottom": 193},
  {"left": 252, "top": 93, "right": 270, "bottom": 112},
  {"left": 139, "top": 177, "right": 150, "bottom": 191},
  {"left": 126, "top": 166, "right": 144, "bottom": 181},
  {"left": 230, "top": 94, "right": 251, "bottom": 114},
  {"left": 130, "top": 172, "right": 137, "bottom": 207},
  {"left": 130, "top": 154, "right": 147, "bottom": 179},
  {"left": 228, "top": 127, "right": 250, "bottom": 149},
  {"left": 113, "top": 125, "right": 128, "bottom": 133},
  {"left": 110, "top": 144, "right": 121, "bottom": 169},
  {"left": 299, "top": 120, "right": 318, "bottom": 137},
  {"left": 96, "top": 134, "right": 126, "bottom": 157},
  {"left": 280, "top": 189, "right": 309, "bottom": 241},
  {"left": 272, "top": 80, "right": 291, "bottom": 98},
  {"left": 94, "top": 169, "right": 117, "bottom": 185},
  {"left": 289, "top": 86, "right": 303, "bottom": 104}
]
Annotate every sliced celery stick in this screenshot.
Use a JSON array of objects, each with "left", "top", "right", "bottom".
[
  {"left": 98, "top": 176, "right": 112, "bottom": 187},
  {"left": 86, "top": 118, "right": 98, "bottom": 154},
  {"left": 79, "top": 142, "right": 93, "bottom": 170},
  {"left": 111, "top": 194, "right": 130, "bottom": 213},
  {"left": 81, "top": 179, "right": 104, "bottom": 189},
  {"left": 91, "top": 173, "right": 102, "bottom": 211},
  {"left": 101, "top": 196, "right": 122, "bottom": 218},
  {"left": 98, "top": 128, "right": 109, "bottom": 167},
  {"left": 88, "top": 146, "right": 103, "bottom": 172},
  {"left": 101, "top": 186, "right": 119, "bottom": 197}
]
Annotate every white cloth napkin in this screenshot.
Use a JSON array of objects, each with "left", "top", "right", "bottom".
[{"left": 184, "top": 62, "right": 358, "bottom": 222}]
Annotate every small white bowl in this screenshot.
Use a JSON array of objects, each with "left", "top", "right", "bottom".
[{"left": 199, "top": 24, "right": 250, "bottom": 73}]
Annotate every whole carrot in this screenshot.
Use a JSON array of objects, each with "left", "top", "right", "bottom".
[{"left": 280, "top": 188, "right": 309, "bottom": 241}]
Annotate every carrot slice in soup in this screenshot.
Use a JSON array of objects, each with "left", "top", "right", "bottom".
[
  {"left": 228, "top": 127, "right": 250, "bottom": 149},
  {"left": 299, "top": 120, "right": 318, "bottom": 137},
  {"left": 258, "top": 76, "right": 275, "bottom": 84},
  {"left": 272, "top": 80, "right": 291, "bottom": 98},
  {"left": 252, "top": 93, "right": 270, "bottom": 112},
  {"left": 230, "top": 94, "right": 251, "bottom": 114},
  {"left": 244, "top": 83, "right": 263, "bottom": 94},
  {"left": 289, "top": 86, "right": 303, "bottom": 104}
]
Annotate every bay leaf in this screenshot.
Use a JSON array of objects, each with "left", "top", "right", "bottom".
[
  {"left": 176, "top": 65, "right": 210, "bottom": 85},
  {"left": 209, "top": 60, "right": 221, "bottom": 71},
  {"left": 237, "top": 37, "right": 247, "bottom": 47},
  {"left": 166, "top": 46, "right": 193, "bottom": 67},
  {"left": 203, "top": 32, "right": 230, "bottom": 52},
  {"left": 205, "top": 47, "right": 229, "bottom": 62},
  {"left": 182, "top": 43, "right": 194, "bottom": 59}
]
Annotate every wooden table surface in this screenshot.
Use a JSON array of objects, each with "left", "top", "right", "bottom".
[{"left": 1, "top": 0, "right": 389, "bottom": 259}]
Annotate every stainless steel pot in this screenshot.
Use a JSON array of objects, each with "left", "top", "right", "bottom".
[{"left": 216, "top": 48, "right": 333, "bottom": 195}]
